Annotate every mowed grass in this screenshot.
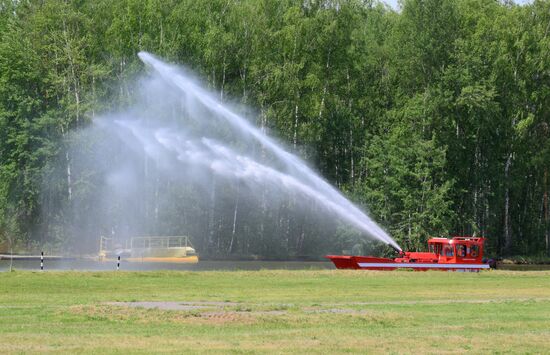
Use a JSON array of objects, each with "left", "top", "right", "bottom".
[{"left": 1, "top": 270, "right": 549, "bottom": 354}]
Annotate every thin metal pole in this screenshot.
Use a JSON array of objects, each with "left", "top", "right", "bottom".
[{"left": 9, "top": 243, "right": 13, "bottom": 272}]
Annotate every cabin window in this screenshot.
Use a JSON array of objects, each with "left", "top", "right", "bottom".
[
  {"left": 429, "top": 244, "right": 442, "bottom": 255},
  {"left": 470, "top": 245, "right": 479, "bottom": 257},
  {"left": 444, "top": 247, "right": 454, "bottom": 257},
  {"left": 456, "top": 244, "right": 466, "bottom": 257}
]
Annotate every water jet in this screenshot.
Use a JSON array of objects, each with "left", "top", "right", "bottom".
[{"left": 74, "top": 52, "right": 401, "bottom": 258}]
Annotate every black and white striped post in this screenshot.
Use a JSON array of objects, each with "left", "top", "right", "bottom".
[
  {"left": 40, "top": 251, "right": 44, "bottom": 271},
  {"left": 117, "top": 255, "right": 120, "bottom": 271}
]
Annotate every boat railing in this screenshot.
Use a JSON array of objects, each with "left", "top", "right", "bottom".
[
  {"left": 451, "top": 236, "right": 485, "bottom": 242},
  {"left": 99, "top": 236, "right": 112, "bottom": 256},
  {"left": 130, "top": 236, "right": 192, "bottom": 249}
]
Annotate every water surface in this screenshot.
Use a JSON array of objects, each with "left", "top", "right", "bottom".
[{"left": 0, "top": 259, "right": 334, "bottom": 272}]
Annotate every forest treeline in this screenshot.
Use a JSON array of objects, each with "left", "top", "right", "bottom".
[{"left": 0, "top": 0, "right": 549, "bottom": 257}]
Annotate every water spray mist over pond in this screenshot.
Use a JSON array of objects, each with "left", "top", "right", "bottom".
[{"left": 70, "top": 52, "right": 401, "bottom": 255}]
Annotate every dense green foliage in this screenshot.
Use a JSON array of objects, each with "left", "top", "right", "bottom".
[
  {"left": 1, "top": 270, "right": 549, "bottom": 353},
  {"left": 0, "top": 0, "right": 549, "bottom": 256}
]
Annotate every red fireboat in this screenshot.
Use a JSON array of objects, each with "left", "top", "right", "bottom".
[{"left": 326, "top": 236, "right": 490, "bottom": 271}]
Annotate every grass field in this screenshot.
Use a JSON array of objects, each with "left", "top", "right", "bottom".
[{"left": 1, "top": 269, "right": 549, "bottom": 354}]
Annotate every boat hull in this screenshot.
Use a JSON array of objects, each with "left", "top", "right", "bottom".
[
  {"left": 326, "top": 255, "right": 489, "bottom": 271},
  {"left": 324, "top": 255, "right": 358, "bottom": 269}
]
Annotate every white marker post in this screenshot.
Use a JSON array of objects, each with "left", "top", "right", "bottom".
[
  {"left": 117, "top": 255, "right": 120, "bottom": 271},
  {"left": 40, "top": 251, "right": 44, "bottom": 271}
]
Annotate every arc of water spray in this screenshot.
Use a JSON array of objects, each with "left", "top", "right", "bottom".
[{"left": 136, "top": 52, "right": 401, "bottom": 251}]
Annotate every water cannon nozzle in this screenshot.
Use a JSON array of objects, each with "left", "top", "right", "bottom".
[{"left": 389, "top": 244, "right": 402, "bottom": 254}]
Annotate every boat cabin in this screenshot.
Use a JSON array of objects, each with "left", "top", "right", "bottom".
[
  {"left": 428, "top": 237, "right": 485, "bottom": 264},
  {"left": 428, "top": 236, "right": 485, "bottom": 264},
  {"left": 394, "top": 236, "right": 485, "bottom": 264}
]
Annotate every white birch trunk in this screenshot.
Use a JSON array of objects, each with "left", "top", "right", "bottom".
[
  {"left": 504, "top": 153, "right": 513, "bottom": 252},
  {"left": 545, "top": 169, "right": 549, "bottom": 255}
]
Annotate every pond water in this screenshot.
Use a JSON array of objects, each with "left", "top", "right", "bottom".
[
  {"left": 496, "top": 263, "right": 550, "bottom": 271},
  {"left": 1, "top": 259, "right": 549, "bottom": 272},
  {"left": 0, "top": 259, "right": 335, "bottom": 272}
]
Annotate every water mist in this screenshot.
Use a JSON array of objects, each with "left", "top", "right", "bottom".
[{"left": 67, "top": 52, "right": 401, "bottom": 255}]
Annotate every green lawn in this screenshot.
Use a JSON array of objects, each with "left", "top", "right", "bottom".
[{"left": 1, "top": 270, "right": 549, "bottom": 354}]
